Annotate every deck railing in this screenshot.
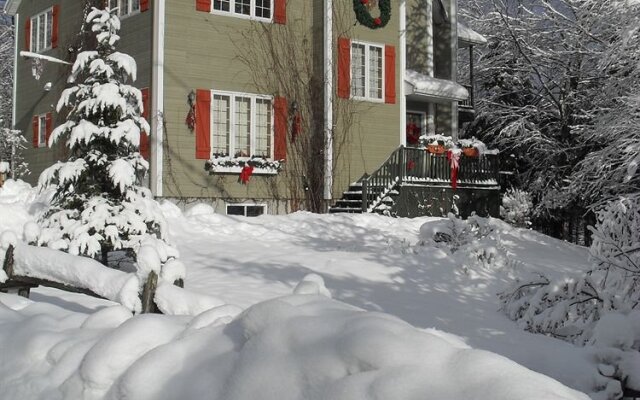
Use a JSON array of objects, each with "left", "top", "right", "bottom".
[{"left": 361, "top": 146, "right": 499, "bottom": 212}]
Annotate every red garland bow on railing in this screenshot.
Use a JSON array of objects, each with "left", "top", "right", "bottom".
[
  {"left": 239, "top": 165, "right": 255, "bottom": 185},
  {"left": 446, "top": 150, "right": 460, "bottom": 190}
]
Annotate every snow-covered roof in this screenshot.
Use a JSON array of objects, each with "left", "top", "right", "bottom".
[
  {"left": 405, "top": 70, "right": 469, "bottom": 102},
  {"left": 3, "top": 0, "right": 21, "bottom": 15},
  {"left": 458, "top": 23, "right": 488, "bottom": 46}
]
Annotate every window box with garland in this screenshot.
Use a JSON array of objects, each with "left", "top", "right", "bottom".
[
  {"left": 194, "top": 89, "right": 288, "bottom": 177},
  {"left": 196, "top": 0, "right": 287, "bottom": 24}
]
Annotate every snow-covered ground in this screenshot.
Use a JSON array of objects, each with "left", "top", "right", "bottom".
[{"left": 0, "top": 180, "right": 604, "bottom": 399}]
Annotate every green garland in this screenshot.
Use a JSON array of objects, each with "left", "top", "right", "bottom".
[{"left": 353, "top": 0, "right": 391, "bottom": 29}]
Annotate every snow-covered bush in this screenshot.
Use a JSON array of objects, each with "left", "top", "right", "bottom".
[
  {"left": 424, "top": 213, "right": 493, "bottom": 253},
  {"left": 37, "top": 8, "right": 166, "bottom": 263},
  {"left": 500, "top": 188, "right": 533, "bottom": 228},
  {"left": 499, "top": 195, "right": 640, "bottom": 398}
]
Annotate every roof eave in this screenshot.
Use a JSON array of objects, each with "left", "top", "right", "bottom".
[{"left": 4, "top": 0, "right": 22, "bottom": 16}]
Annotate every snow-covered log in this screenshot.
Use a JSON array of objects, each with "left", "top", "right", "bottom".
[{"left": 3, "top": 241, "right": 141, "bottom": 312}]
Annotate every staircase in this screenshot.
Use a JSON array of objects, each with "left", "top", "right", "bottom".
[
  {"left": 329, "top": 146, "right": 405, "bottom": 214},
  {"left": 329, "top": 182, "right": 398, "bottom": 214}
]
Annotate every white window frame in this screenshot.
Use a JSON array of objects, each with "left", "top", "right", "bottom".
[
  {"left": 108, "top": 0, "right": 141, "bottom": 19},
  {"left": 226, "top": 203, "right": 267, "bottom": 217},
  {"left": 350, "top": 40, "right": 385, "bottom": 103},
  {"left": 209, "top": 90, "right": 275, "bottom": 160},
  {"left": 211, "top": 0, "right": 273, "bottom": 23},
  {"left": 30, "top": 8, "right": 53, "bottom": 54},
  {"left": 36, "top": 114, "right": 47, "bottom": 148}
]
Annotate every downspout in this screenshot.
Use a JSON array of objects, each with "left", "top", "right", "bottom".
[
  {"left": 323, "top": 0, "right": 333, "bottom": 206},
  {"left": 11, "top": 14, "right": 19, "bottom": 179},
  {"left": 399, "top": 0, "right": 406, "bottom": 146},
  {"left": 151, "top": 0, "right": 165, "bottom": 197},
  {"left": 11, "top": 14, "right": 18, "bottom": 129}
]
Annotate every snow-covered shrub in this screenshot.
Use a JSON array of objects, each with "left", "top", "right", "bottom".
[
  {"left": 37, "top": 8, "right": 166, "bottom": 263},
  {"left": 589, "top": 196, "right": 640, "bottom": 285},
  {"left": 425, "top": 213, "right": 493, "bottom": 253},
  {"left": 499, "top": 196, "right": 640, "bottom": 398},
  {"left": 500, "top": 188, "right": 533, "bottom": 228}
]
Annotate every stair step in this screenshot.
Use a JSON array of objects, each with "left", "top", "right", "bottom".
[
  {"left": 335, "top": 199, "right": 362, "bottom": 208},
  {"left": 329, "top": 207, "right": 363, "bottom": 214}
]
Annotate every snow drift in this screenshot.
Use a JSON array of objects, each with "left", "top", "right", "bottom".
[{"left": 0, "top": 292, "right": 589, "bottom": 400}]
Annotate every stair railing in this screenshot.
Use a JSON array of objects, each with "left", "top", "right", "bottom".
[{"left": 361, "top": 146, "right": 405, "bottom": 212}]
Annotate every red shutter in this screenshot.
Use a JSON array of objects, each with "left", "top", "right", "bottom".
[
  {"left": 52, "top": 5, "right": 60, "bottom": 49},
  {"left": 337, "top": 37, "right": 351, "bottom": 99},
  {"left": 141, "top": 0, "right": 150, "bottom": 12},
  {"left": 196, "top": 0, "right": 211, "bottom": 12},
  {"left": 274, "top": 0, "right": 286, "bottom": 24},
  {"left": 25, "top": 18, "right": 31, "bottom": 51},
  {"left": 195, "top": 89, "right": 211, "bottom": 159},
  {"left": 32, "top": 116, "right": 39, "bottom": 147},
  {"left": 274, "top": 97, "right": 288, "bottom": 161},
  {"left": 385, "top": 45, "right": 396, "bottom": 104},
  {"left": 45, "top": 113, "right": 53, "bottom": 146},
  {"left": 140, "top": 88, "right": 150, "bottom": 160}
]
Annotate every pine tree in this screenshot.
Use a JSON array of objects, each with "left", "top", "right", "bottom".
[{"left": 38, "top": 8, "right": 166, "bottom": 263}]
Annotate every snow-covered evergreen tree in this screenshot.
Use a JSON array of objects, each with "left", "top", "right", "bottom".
[{"left": 38, "top": 8, "right": 166, "bottom": 262}]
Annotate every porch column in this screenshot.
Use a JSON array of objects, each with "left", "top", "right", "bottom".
[{"left": 425, "top": 0, "right": 436, "bottom": 135}]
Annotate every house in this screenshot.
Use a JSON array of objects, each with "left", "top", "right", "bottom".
[{"left": 4, "top": 0, "right": 497, "bottom": 217}]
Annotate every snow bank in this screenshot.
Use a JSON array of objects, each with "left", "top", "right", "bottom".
[{"left": 0, "top": 293, "right": 590, "bottom": 400}]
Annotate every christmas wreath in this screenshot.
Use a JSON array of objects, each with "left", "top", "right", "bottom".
[{"left": 353, "top": 0, "right": 391, "bottom": 29}]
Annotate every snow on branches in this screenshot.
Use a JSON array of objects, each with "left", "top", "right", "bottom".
[
  {"left": 499, "top": 195, "right": 640, "bottom": 398},
  {"left": 37, "top": 8, "right": 163, "bottom": 262}
]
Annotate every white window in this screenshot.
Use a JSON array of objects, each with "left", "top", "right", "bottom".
[
  {"left": 30, "top": 8, "right": 53, "bottom": 53},
  {"left": 226, "top": 203, "right": 266, "bottom": 217},
  {"left": 351, "top": 41, "right": 384, "bottom": 101},
  {"left": 108, "top": 0, "right": 141, "bottom": 18},
  {"left": 211, "top": 91, "right": 273, "bottom": 159},
  {"left": 213, "top": 0, "right": 272, "bottom": 21}
]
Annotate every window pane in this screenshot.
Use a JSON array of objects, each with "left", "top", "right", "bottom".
[
  {"left": 212, "top": 95, "right": 230, "bottom": 156},
  {"left": 254, "top": 99, "right": 272, "bottom": 158},
  {"left": 351, "top": 43, "right": 366, "bottom": 98},
  {"left": 46, "top": 10, "right": 53, "bottom": 49},
  {"left": 120, "top": 0, "right": 130, "bottom": 15},
  {"left": 214, "top": 0, "right": 231, "bottom": 11},
  {"left": 369, "top": 46, "right": 383, "bottom": 99},
  {"left": 235, "top": 0, "right": 251, "bottom": 15},
  {"left": 245, "top": 206, "right": 265, "bottom": 217},
  {"left": 234, "top": 97, "right": 251, "bottom": 157},
  {"left": 38, "top": 14, "right": 45, "bottom": 52},
  {"left": 132, "top": 0, "right": 140, "bottom": 12},
  {"left": 226, "top": 205, "right": 245, "bottom": 216},
  {"left": 31, "top": 17, "right": 37, "bottom": 51},
  {"left": 255, "top": 0, "right": 271, "bottom": 18},
  {"left": 39, "top": 116, "right": 46, "bottom": 145}
]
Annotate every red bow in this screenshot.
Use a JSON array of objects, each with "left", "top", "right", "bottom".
[
  {"left": 446, "top": 150, "right": 460, "bottom": 190},
  {"left": 239, "top": 165, "right": 254, "bottom": 184}
]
